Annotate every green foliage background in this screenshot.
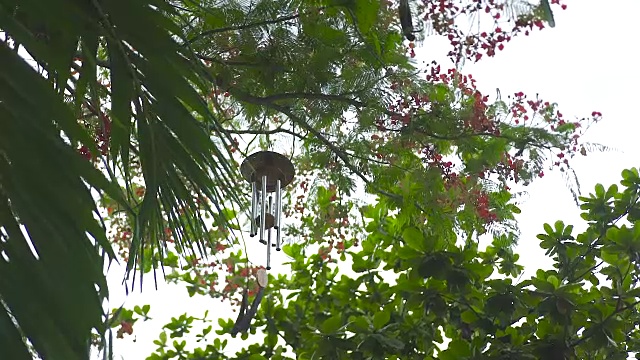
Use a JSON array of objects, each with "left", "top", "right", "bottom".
[{"left": 0, "top": 0, "right": 628, "bottom": 359}]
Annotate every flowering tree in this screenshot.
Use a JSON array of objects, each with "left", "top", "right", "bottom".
[
  {"left": 0, "top": 0, "right": 610, "bottom": 359},
  {"left": 91, "top": 0, "right": 619, "bottom": 359}
]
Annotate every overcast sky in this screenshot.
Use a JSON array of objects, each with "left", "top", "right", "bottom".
[{"left": 105, "top": 1, "right": 640, "bottom": 358}]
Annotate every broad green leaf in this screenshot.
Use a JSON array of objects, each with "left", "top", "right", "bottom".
[
  {"left": 372, "top": 309, "right": 390, "bottom": 330},
  {"left": 547, "top": 275, "right": 559, "bottom": 289},
  {"left": 402, "top": 226, "right": 425, "bottom": 252},
  {"left": 460, "top": 310, "right": 479, "bottom": 324},
  {"left": 320, "top": 315, "right": 343, "bottom": 334},
  {"left": 350, "top": 316, "right": 370, "bottom": 331},
  {"left": 371, "top": 334, "right": 404, "bottom": 350}
]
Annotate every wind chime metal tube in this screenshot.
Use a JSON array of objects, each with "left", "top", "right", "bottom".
[
  {"left": 250, "top": 181, "right": 257, "bottom": 237},
  {"left": 268, "top": 196, "right": 274, "bottom": 248},
  {"left": 275, "top": 179, "right": 282, "bottom": 251},
  {"left": 266, "top": 196, "right": 273, "bottom": 269},
  {"left": 260, "top": 175, "right": 267, "bottom": 245}
]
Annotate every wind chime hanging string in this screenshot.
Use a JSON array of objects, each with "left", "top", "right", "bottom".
[{"left": 232, "top": 151, "right": 294, "bottom": 335}]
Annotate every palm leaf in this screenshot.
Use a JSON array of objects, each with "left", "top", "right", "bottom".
[
  {"left": 0, "top": 0, "right": 244, "bottom": 357},
  {"left": 0, "top": 42, "right": 112, "bottom": 359}
]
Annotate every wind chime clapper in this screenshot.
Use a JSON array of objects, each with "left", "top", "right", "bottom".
[{"left": 240, "top": 151, "right": 295, "bottom": 271}]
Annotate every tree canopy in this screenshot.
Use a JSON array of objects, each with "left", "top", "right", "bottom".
[
  {"left": 0, "top": 0, "right": 622, "bottom": 359},
  {"left": 143, "top": 168, "right": 640, "bottom": 360}
]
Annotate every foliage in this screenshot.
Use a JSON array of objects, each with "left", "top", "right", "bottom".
[
  {"left": 103, "top": 0, "right": 596, "bottom": 308},
  {"left": 144, "top": 166, "right": 640, "bottom": 359},
  {"left": 101, "top": 1, "right": 614, "bottom": 359},
  {"left": 1, "top": 0, "right": 249, "bottom": 357},
  {"left": 0, "top": 0, "right": 601, "bottom": 359}
]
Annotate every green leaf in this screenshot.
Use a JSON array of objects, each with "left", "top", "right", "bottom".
[
  {"left": 539, "top": 0, "right": 556, "bottom": 27},
  {"left": 543, "top": 223, "right": 554, "bottom": 235},
  {"left": 445, "top": 339, "right": 471, "bottom": 357},
  {"left": 0, "top": 306, "right": 32, "bottom": 360},
  {"left": 402, "top": 226, "right": 426, "bottom": 252},
  {"left": 601, "top": 250, "right": 621, "bottom": 266},
  {"left": 350, "top": 316, "right": 370, "bottom": 331},
  {"left": 372, "top": 309, "right": 391, "bottom": 330},
  {"left": 460, "top": 310, "right": 479, "bottom": 324},
  {"left": 321, "top": 315, "right": 343, "bottom": 334},
  {"left": 353, "top": 0, "right": 380, "bottom": 34},
  {"left": 371, "top": 334, "right": 404, "bottom": 350},
  {"left": 547, "top": 275, "right": 560, "bottom": 289}
]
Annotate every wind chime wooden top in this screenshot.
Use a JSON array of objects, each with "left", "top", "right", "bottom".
[
  {"left": 240, "top": 151, "right": 294, "bottom": 270},
  {"left": 240, "top": 151, "right": 295, "bottom": 189}
]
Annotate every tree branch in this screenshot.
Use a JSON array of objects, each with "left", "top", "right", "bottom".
[
  {"left": 259, "top": 92, "right": 365, "bottom": 108},
  {"left": 566, "top": 195, "right": 640, "bottom": 283},
  {"left": 223, "top": 127, "right": 306, "bottom": 140},
  {"left": 227, "top": 88, "right": 425, "bottom": 212},
  {"left": 195, "top": 53, "right": 290, "bottom": 71},
  {"left": 232, "top": 93, "right": 367, "bottom": 181},
  {"left": 570, "top": 298, "right": 640, "bottom": 348},
  {"left": 186, "top": 8, "right": 321, "bottom": 45}
]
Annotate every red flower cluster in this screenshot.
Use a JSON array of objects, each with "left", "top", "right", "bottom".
[
  {"left": 414, "top": 0, "right": 568, "bottom": 63},
  {"left": 76, "top": 105, "right": 112, "bottom": 160}
]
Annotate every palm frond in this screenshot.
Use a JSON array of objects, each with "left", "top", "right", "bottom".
[
  {"left": 0, "top": 0, "right": 245, "bottom": 357},
  {"left": 0, "top": 42, "right": 115, "bottom": 359}
]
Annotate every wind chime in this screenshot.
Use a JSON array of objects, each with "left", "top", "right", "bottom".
[
  {"left": 240, "top": 150, "right": 295, "bottom": 270},
  {"left": 232, "top": 151, "right": 294, "bottom": 336}
]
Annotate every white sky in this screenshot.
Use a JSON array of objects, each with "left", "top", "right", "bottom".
[{"left": 105, "top": 1, "right": 640, "bottom": 358}]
